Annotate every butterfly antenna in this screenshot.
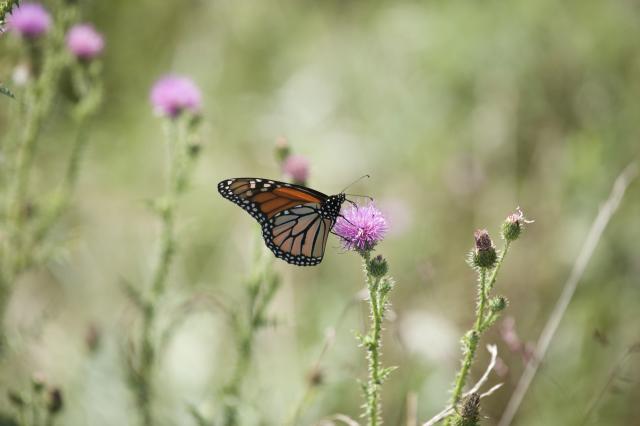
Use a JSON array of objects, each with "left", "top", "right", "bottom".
[
  {"left": 340, "top": 174, "right": 370, "bottom": 194},
  {"left": 345, "top": 193, "right": 374, "bottom": 202}
]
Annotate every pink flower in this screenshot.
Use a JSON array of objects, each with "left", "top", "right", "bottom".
[
  {"left": 282, "top": 154, "right": 309, "bottom": 184},
  {"left": 7, "top": 3, "right": 51, "bottom": 39},
  {"left": 334, "top": 203, "right": 388, "bottom": 251},
  {"left": 66, "top": 24, "right": 104, "bottom": 60},
  {"left": 150, "top": 75, "right": 202, "bottom": 118}
]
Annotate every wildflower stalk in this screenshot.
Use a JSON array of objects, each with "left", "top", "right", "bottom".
[
  {"left": 132, "top": 115, "right": 199, "bottom": 426},
  {"left": 0, "top": 3, "right": 77, "bottom": 350},
  {"left": 363, "top": 251, "right": 382, "bottom": 426},
  {"left": 222, "top": 241, "right": 280, "bottom": 426},
  {"left": 445, "top": 211, "right": 530, "bottom": 425},
  {"left": 358, "top": 251, "right": 395, "bottom": 426}
]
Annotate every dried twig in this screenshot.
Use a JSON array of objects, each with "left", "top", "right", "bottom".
[
  {"left": 498, "top": 163, "right": 638, "bottom": 426},
  {"left": 422, "top": 345, "right": 501, "bottom": 426}
]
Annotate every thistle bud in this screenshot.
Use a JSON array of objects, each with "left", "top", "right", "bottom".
[
  {"left": 501, "top": 207, "right": 533, "bottom": 242},
  {"left": 31, "top": 372, "right": 46, "bottom": 393},
  {"left": 368, "top": 255, "right": 388, "bottom": 278},
  {"left": 452, "top": 393, "right": 480, "bottom": 426},
  {"left": 469, "top": 229, "right": 497, "bottom": 269},
  {"left": 306, "top": 367, "right": 324, "bottom": 387},
  {"left": 489, "top": 296, "right": 508, "bottom": 313},
  {"left": 46, "top": 387, "right": 63, "bottom": 415},
  {"left": 274, "top": 136, "right": 290, "bottom": 163}
]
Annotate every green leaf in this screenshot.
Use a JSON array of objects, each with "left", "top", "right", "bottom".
[
  {"left": 379, "top": 365, "right": 398, "bottom": 383},
  {"left": 0, "top": 84, "right": 15, "bottom": 99}
]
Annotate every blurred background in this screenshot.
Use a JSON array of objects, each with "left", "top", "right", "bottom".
[{"left": 1, "top": 0, "right": 640, "bottom": 425}]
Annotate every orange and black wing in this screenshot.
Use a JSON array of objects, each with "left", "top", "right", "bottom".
[
  {"left": 262, "top": 205, "right": 334, "bottom": 266},
  {"left": 218, "top": 178, "right": 332, "bottom": 265}
]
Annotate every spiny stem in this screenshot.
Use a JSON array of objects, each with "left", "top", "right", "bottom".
[
  {"left": 135, "top": 118, "right": 192, "bottom": 426},
  {"left": 486, "top": 241, "right": 510, "bottom": 295},
  {"left": 446, "top": 240, "right": 512, "bottom": 425},
  {"left": 361, "top": 250, "right": 388, "bottom": 426}
]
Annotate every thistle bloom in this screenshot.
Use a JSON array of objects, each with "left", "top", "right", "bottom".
[
  {"left": 282, "top": 154, "right": 309, "bottom": 184},
  {"left": 150, "top": 75, "right": 202, "bottom": 118},
  {"left": 7, "top": 2, "right": 51, "bottom": 39},
  {"left": 66, "top": 24, "right": 104, "bottom": 60},
  {"left": 334, "top": 203, "right": 388, "bottom": 251}
]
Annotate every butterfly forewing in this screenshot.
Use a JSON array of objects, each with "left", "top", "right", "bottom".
[{"left": 218, "top": 178, "right": 343, "bottom": 266}]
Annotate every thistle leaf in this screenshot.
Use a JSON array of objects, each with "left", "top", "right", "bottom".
[{"left": 0, "top": 83, "right": 15, "bottom": 99}]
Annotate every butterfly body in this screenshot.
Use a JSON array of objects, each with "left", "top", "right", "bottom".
[{"left": 218, "top": 178, "right": 346, "bottom": 266}]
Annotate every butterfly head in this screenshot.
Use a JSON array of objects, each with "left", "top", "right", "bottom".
[{"left": 321, "top": 193, "right": 346, "bottom": 220}]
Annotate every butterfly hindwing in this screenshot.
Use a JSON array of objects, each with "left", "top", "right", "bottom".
[
  {"left": 218, "top": 178, "right": 344, "bottom": 266},
  {"left": 261, "top": 204, "right": 334, "bottom": 266}
]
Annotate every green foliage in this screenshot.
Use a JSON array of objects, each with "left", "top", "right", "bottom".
[{"left": 0, "top": 84, "right": 15, "bottom": 99}]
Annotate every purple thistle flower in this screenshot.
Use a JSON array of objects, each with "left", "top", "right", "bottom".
[
  {"left": 334, "top": 203, "right": 388, "bottom": 251},
  {"left": 6, "top": 2, "right": 51, "bottom": 39},
  {"left": 66, "top": 23, "right": 104, "bottom": 60},
  {"left": 150, "top": 75, "right": 202, "bottom": 119},
  {"left": 282, "top": 154, "right": 309, "bottom": 184}
]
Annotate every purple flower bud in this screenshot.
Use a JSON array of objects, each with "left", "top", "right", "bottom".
[
  {"left": 66, "top": 23, "right": 104, "bottom": 60},
  {"left": 282, "top": 154, "right": 309, "bottom": 184},
  {"left": 150, "top": 75, "right": 202, "bottom": 119},
  {"left": 7, "top": 3, "right": 51, "bottom": 39},
  {"left": 334, "top": 203, "right": 388, "bottom": 252},
  {"left": 470, "top": 229, "right": 497, "bottom": 269}
]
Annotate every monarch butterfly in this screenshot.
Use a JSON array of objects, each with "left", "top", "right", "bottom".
[{"left": 218, "top": 178, "right": 348, "bottom": 266}]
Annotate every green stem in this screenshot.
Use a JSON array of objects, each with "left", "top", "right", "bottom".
[
  {"left": 222, "top": 244, "right": 279, "bottom": 426},
  {"left": 135, "top": 118, "right": 191, "bottom": 426},
  {"left": 446, "top": 240, "right": 512, "bottom": 425},
  {"left": 362, "top": 251, "right": 384, "bottom": 426},
  {"left": 485, "top": 241, "right": 510, "bottom": 295},
  {"left": 449, "top": 269, "right": 487, "bottom": 411}
]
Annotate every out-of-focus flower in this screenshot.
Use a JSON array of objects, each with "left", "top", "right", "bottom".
[
  {"left": 12, "top": 63, "right": 30, "bottom": 86},
  {"left": 334, "top": 203, "right": 388, "bottom": 251},
  {"left": 66, "top": 23, "right": 104, "bottom": 60},
  {"left": 7, "top": 3, "right": 51, "bottom": 39},
  {"left": 282, "top": 154, "right": 309, "bottom": 184},
  {"left": 150, "top": 75, "right": 201, "bottom": 118}
]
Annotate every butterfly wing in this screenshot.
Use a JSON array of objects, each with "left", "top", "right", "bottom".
[
  {"left": 263, "top": 204, "right": 334, "bottom": 266},
  {"left": 218, "top": 178, "right": 333, "bottom": 265}
]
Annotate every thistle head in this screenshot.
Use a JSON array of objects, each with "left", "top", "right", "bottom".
[
  {"left": 282, "top": 154, "right": 309, "bottom": 185},
  {"left": 6, "top": 3, "right": 51, "bottom": 39},
  {"left": 501, "top": 207, "right": 533, "bottom": 242},
  {"left": 150, "top": 75, "right": 202, "bottom": 119},
  {"left": 66, "top": 23, "right": 104, "bottom": 61},
  {"left": 334, "top": 203, "right": 388, "bottom": 253},
  {"left": 469, "top": 229, "right": 497, "bottom": 269}
]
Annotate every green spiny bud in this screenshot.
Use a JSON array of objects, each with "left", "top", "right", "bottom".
[
  {"left": 451, "top": 393, "right": 480, "bottom": 426},
  {"left": 501, "top": 207, "right": 532, "bottom": 242},
  {"left": 469, "top": 229, "right": 497, "bottom": 269},
  {"left": 31, "top": 372, "right": 46, "bottom": 393},
  {"left": 368, "top": 255, "right": 388, "bottom": 278},
  {"left": 489, "top": 296, "right": 508, "bottom": 313}
]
